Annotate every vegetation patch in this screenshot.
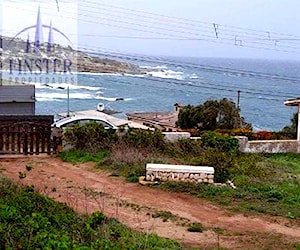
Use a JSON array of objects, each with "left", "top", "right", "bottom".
[
  {"left": 159, "top": 153, "right": 300, "bottom": 218},
  {"left": 59, "top": 149, "right": 110, "bottom": 163},
  {"left": 60, "top": 119, "right": 300, "bottom": 219},
  {"left": 187, "top": 223, "right": 204, "bottom": 233},
  {"left": 0, "top": 177, "right": 183, "bottom": 249}
]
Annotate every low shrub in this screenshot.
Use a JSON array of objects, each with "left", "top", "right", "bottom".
[
  {"left": 170, "top": 138, "right": 204, "bottom": 157},
  {"left": 187, "top": 222, "right": 204, "bottom": 233},
  {"left": 271, "top": 131, "right": 296, "bottom": 140},
  {"left": 201, "top": 131, "right": 239, "bottom": 153},
  {"left": 202, "top": 149, "right": 235, "bottom": 183},
  {"left": 255, "top": 131, "right": 273, "bottom": 140},
  {"left": 63, "top": 121, "right": 118, "bottom": 153},
  {"left": 122, "top": 128, "right": 166, "bottom": 151}
]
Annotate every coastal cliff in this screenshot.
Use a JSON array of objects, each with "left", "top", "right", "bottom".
[{"left": 0, "top": 35, "right": 144, "bottom": 74}]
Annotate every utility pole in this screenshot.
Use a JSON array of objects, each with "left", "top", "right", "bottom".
[
  {"left": 237, "top": 90, "right": 242, "bottom": 127},
  {"left": 237, "top": 90, "right": 241, "bottom": 111},
  {"left": 67, "top": 86, "right": 70, "bottom": 117}
]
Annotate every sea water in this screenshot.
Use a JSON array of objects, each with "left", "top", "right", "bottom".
[{"left": 3, "top": 57, "right": 300, "bottom": 131}]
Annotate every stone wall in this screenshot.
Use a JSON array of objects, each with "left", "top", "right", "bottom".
[
  {"left": 236, "top": 136, "right": 300, "bottom": 153},
  {"left": 162, "top": 132, "right": 191, "bottom": 142},
  {"left": 146, "top": 164, "right": 214, "bottom": 183}
]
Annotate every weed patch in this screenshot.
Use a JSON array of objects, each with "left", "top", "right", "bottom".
[
  {"left": 187, "top": 223, "right": 204, "bottom": 233},
  {"left": 59, "top": 149, "right": 109, "bottom": 163},
  {"left": 0, "top": 178, "right": 183, "bottom": 249}
]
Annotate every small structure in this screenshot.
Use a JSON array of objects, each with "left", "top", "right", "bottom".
[
  {"left": 0, "top": 85, "right": 36, "bottom": 115},
  {"left": 284, "top": 98, "right": 300, "bottom": 140},
  {"left": 126, "top": 103, "right": 185, "bottom": 132},
  {"left": 57, "top": 109, "right": 151, "bottom": 130}
]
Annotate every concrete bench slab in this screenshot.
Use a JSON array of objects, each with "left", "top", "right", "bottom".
[
  {"left": 146, "top": 164, "right": 214, "bottom": 174},
  {"left": 145, "top": 164, "right": 215, "bottom": 183}
]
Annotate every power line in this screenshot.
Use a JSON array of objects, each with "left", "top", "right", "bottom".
[
  {"left": 83, "top": 0, "right": 300, "bottom": 40},
  {"left": 74, "top": 51, "right": 298, "bottom": 100},
  {"left": 77, "top": 45, "right": 300, "bottom": 84},
  {"left": 4, "top": 4, "right": 300, "bottom": 55}
]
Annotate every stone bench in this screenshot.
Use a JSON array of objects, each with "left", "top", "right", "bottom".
[{"left": 146, "top": 164, "right": 215, "bottom": 183}]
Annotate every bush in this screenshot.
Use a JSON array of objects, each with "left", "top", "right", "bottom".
[
  {"left": 255, "top": 131, "right": 273, "bottom": 140},
  {"left": 63, "top": 122, "right": 118, "bottom": 153},
  {"left": 122, "top": 128, "right": 166, "bottom": 151},
  {"left": 271, "top": 131, "right": 296, "bottom": 140},
  {"left": 187, "top": 222, "right": 204, "bottom": 233},
  {"left": 202, "top": 149, "right": 235, "bottom": 183},
  {"left": 171, "top": 138, "right": 204, "bottom": 157},
  {"left": 201, "top": 131, "right": 239, "bottom": 153}
]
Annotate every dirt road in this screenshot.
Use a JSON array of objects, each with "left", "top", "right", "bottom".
[{"left": 0, "top": 155, "right": 299, "bottom": 249}]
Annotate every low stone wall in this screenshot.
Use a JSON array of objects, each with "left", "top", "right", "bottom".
[
  {"left": 146, "top": 164, "right": 214, "bottom": 183},
  {"left": 162, "top": 132, "right": 191, "bottom": 142},
  {"left": 236, "top": 136, "right": 300, "bottom": 153}
]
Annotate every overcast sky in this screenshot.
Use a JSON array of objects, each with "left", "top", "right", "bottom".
[{"left": 1, "top": 0, "right": 300, "bottom": 60}]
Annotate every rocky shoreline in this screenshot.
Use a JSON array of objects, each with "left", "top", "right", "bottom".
[{"left": 0, "top": 35, "right": 145, "bottom": 75}]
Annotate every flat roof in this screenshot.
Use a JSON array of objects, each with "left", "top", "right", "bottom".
[
  {"left": 126, "top": 111, "right": 178, "bottom": 128},
  {"left": 284, "top": 98, "right": 300, "bottom": 106}
]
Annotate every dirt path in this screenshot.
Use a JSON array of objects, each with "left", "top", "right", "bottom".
[{"left": 0, "top": 155, "right": 299, "bottom": 249}]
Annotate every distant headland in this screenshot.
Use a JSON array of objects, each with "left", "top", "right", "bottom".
[{"left": 0, "top": 35, "right": 145, "bottom": 75}]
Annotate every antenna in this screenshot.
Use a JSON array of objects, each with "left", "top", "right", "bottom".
[
  {"left": 55, "top": 0, "right": 60, "bottom": 11},
  {"left": 213, "top": 23, "right": 219, "bottom": 39},
  {"left": 234, "top": 36, "right": 242, "bottom": 46}
]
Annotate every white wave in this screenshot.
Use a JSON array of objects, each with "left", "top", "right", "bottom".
[
  {"left": 95, "top": 96, "right": 132, "bottom": 102},
  {"left": 190, "top": 73, "right": 199, "bottom": 79},
  {"left": 80, "top": 71, "right": 147, "bottom": 79},
  {"left": 78, "top": 72, "right": 122, "bottom": 76},
  {"left": 33, "top": 82, "right": 103, "bottom": 91},
  {"left": 145, "top": 69, "right": 184, "bottom": 80},
  {"left": 36, "top": 97, "right": 63, "bottom": 102},
  {"left": 140, "top": 65, "right": 168, "bottom": 70},
  {"left": 36, "top": 92, "right": 98, "bottom": 100},
  {"left": 123, "top": 73, "right": 146, "bottom": 78},
  {"left": 51, "top": 83, "right": 102, "bottom": 91}
]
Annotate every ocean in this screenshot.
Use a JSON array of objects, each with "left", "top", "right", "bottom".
[{"left": 4, "top": 57, "right": 300, "bottom": 131}]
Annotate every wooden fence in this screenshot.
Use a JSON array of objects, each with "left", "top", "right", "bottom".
[{"left": 0, "top": 115, "right": 61, "bottom": 155}]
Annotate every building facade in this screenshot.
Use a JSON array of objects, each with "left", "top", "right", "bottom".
[{"left": 0, "top": 85, "right": 36, "bottom": 115}]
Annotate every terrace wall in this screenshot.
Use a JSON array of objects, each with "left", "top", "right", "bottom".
[{"left": 236, "top": 136, "right": 300, "bottom": 153}]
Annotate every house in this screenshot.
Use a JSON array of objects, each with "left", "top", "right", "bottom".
[
  {"left": 0, "top": 85, "right": 36, "bottom": 115},
  {"left": 126, "top": 103, "right": 185, "bottom": 132}
]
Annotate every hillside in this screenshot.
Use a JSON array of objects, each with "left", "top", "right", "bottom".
[{"left": 0, "top": 35, "right": 144, "bottom": 74}]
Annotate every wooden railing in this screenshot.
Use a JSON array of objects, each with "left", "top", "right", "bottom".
[{"left": 0, "top": 115, "right": 60, "bottom": 155}]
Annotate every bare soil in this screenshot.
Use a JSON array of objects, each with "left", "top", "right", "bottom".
[{"left": 0, "top": 155, "right": 299, "bottom": 249}]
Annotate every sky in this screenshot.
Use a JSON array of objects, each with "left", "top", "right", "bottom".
[{"left": 1, "top": 0, "right": 300, "bottom": 60}]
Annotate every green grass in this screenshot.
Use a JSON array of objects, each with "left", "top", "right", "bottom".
[
  {"left": 159, "top": 153, "right": 300, "bottom": 218},
  {"left": 187, "top": 223, "right": 204, "bottom": 233},
  {"left": 60, "top": 149, "right": 300, "bottom": 219},
  {"left": 59, "top": 149, "right": 110, "bottom": 163},
  {"left": 0, "top": 177, "right": 183, "bottom": 249}
]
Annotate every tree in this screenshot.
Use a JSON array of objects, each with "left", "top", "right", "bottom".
[
  {"left": 281, "top": 112, "right": 297, "bottom": 136},
  {"left": 176, "top": 98, "right": 251, "bottom": 131}
]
